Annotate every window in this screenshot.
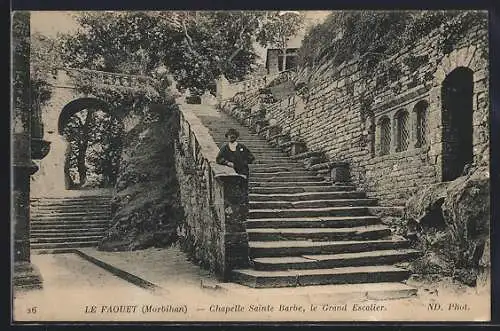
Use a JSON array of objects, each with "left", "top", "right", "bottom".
[
  {"left": 379, "top": 116, "right": 391, "bottom": 156},
  {"left": 414, "top": 101, "right": 429, "bottom": 148},
  {"left": 395, "top": 110, "right": 409, "bottom": 152}
]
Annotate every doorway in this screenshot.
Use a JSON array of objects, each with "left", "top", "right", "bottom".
[{"left": 441, "top": 67, "right": 474, "bottom": 182}]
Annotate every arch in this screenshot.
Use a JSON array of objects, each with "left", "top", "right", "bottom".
[
  {"left": 441, "top": 67, "right": 474, "bottom": 182},
  {"left": 394, "top": 109, "right": 409, "bottom": 152},
  {"left": 57, "top": 97, "right": 122, "bottom": 190},
  {"left": 428, "top": 44, "right": 486, "bottom": 182},
  {"left": 58, "top": 97, "right": 111, "bottom": 135},
  {"left": 377, "top": 116, "right": 391, "bottom": 156},
  {"left": 413, "top": 100, "right": 429, "bottom": 148}
]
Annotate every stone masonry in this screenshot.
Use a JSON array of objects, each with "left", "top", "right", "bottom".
[{"left": 220, "top": 14, "right": 489, "bottom": 207}]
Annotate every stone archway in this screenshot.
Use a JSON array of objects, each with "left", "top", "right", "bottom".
[
  {"left": 58, "top": 98, "right": 112, "bottom": 189},
  {"left": 31, "top": 97, "right": 113, "bottom": 196},
  {"left": 427, "top": 45, "right": 489, "bottom": 182},
  {"left": 441, "top": 67, "right": 474, "bottom": 181}
]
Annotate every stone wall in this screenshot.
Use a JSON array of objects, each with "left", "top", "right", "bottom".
[
  {"left": 174, "top": 104, "right": 250, "bottom": 280},
  {"left": 224, "top": 13, "right": 489, "bottom": 207}
]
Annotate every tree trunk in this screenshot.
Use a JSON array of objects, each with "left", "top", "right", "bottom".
[
  {"left": 281, "top": 47, "right": 287, "bottom": 72},
  {"left": 77, "top": 109, "right": 96, "bottom": 186},
  {"left": 64, "top": 147, "right": 75, "bottom": 189},
  {"left": 77, "top": 147, "right": 87, "bottom": 186}
]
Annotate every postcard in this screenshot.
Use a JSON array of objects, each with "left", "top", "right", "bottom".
[{"left": 12, "top": 10, "right": 491, "bottom": 322}]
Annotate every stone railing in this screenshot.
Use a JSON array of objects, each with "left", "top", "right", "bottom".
[
  {"left": 216, "top": 70, "right": 299, "bottom": 103},
  {"left": 49, "top": 67, "right": 157, "bottom": 90},
  {"left": 174, "top": 103, "right": 249, "bottom": 280},
  {"left": 216, "top": 72, "right": 281, "bottom": 102}
]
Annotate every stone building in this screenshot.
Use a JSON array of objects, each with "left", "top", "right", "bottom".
[{"left": 220, "top": 12, "right": 489, "bottom": 208}]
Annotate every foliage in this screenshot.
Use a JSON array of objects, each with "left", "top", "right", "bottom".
[
  {"left": 30, "top": 32, "right": 60, "bottom": 108},
  {"left": 62, "top": 109, "right": 123, "bottom": 188},
  {"left": 99, "top": 106, "right": 183, "bottom": 251},
  {"left": 298, "top": 11, "right": 485, "bottom": 83},
  {"left": 59, "top": 11, "right": 276, "bottom": 96},
  {"left": 438, "top": 11, "right": 488, "bottom": 54}
]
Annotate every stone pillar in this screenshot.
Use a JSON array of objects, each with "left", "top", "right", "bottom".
[
  {"left": 12, "top": 11, "right": 43, "bottom": 290},
  {"left": 218, "top": 176, "right": 250, "bottom": 281},
  {"left": 290, "top": 141, "right": 307, "bottom": 156},
  {"left": 410, "top": 108, "right": 419, "bottom": 149},
  {"left": 375, "top": 121, "right": 381, "bottom": 156},
  {"left": 30, "top": 134, "right": 69, "bottom": 197},
  {"left": 265, "top": 125, "right": 281, "bottom": 141},
  {"left": 330, "top": 162, "right": 350, "bottom": 184},
  {"left": 390, "top": 116, "right": 398, "bottom": 154}
]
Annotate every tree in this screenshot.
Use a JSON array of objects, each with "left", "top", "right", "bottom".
[
  {"left": 30, "top": 32, "right": 61, "bottom": 137},
  {"left": 256, "top": 11, "right": 305, "bottom": 72},
  {"left": 60, "top": 11, "right": 276, "bottom": 96},
  {"left": 62, "top": 109, "right": 123, "bottom": 188}
]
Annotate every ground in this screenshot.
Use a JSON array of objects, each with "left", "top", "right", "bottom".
[{"left": 13, "top": 246, "right": 490, "bottom": 322}]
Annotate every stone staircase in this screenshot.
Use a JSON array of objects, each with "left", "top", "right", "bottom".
[
  {"left": 197, "top": 108, "right": 419, "bottom": 289},
  {"left": 30, "top": 194, "right": 112, "bottom": 253}
]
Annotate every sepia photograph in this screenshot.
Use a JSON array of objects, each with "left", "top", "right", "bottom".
[{"left": 11, "top": 9, "right": 491, "bottom": 322}]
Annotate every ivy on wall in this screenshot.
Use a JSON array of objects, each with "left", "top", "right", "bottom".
[
  {"left": 299, "top": 11, "right": 487, "bottom": 93},
  {"left": 70, "top": 71, "right": 170, "bottom": 119}
]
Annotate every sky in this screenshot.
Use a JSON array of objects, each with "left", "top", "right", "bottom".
[
  {"left": 30, "top": 10, "right": 332, "bottom": 64},
  {"left": 31, "top": 11, "right": 79, "bottom": 37}
]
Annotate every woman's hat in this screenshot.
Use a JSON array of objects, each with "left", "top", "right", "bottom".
[{"left": 225, "top": 128, "right": 240, "bottom": 138}]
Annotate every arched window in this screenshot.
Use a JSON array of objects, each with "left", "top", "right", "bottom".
[
  {"left": 378, "top": 116, "right": 391, "bottom": 156},
  {"left": 395, "top": 110, "right": 409, "bottom": 152},
  {"left": 414, "top": 100, "right": 429, "bottom": 148}
]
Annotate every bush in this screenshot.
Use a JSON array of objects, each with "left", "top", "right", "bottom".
[{"left": 99, "top": 103, "right": 184, "bottom": 251}]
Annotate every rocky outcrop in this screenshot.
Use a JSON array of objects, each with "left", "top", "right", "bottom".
[
  {"left": 403, "top": 147, "right": 490, "bottom": 286},
  {"left": 99, "top": 104, "right": 184, "bottom": 251}
]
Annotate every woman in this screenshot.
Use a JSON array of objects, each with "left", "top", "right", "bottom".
[{"left": 216, "top": 128, "right": 255, "bottom": 205}]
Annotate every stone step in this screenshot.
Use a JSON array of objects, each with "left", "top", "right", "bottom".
[
  {"left": 30, "top": 235, "right": 103, "bottom": 243},
  {"left": 246, "top": 144, "right": 287, "bottom": 150},
  {"left": 30, "top": 241, "right": 100, "bottom": 249},
  {"left": 32, "top": 206, "right": 111, "bottom": 213},
  {"left": 213, "top": 137, "right": 263, "bottom": 143},
  {"left": 247, "top": 225, "right": 391, "bottom": 241},
  {"left": 250, "top": 198, "right": 378, "bottom": 209},
  {"left": 252, "top": 152, "right": 290, "bottom": 158},
  {"left": 209, "top": 130, "right": 258, "bottom": 136},
  {"left": 244, "top": 216, "right": 381, "bottom": 229},
  {"left": 253, "top": 160, "right": 299, "bottom": 165},
  {"left": 31, "top": 198, "right": 112, "bottom": 204},
  {"left": 249, "top": 207, "right": 370, "bottom": 219},
  {"left": 252, "top": 156, "right": 291, "bottom": 160},
  {"left": 250, "top": 165, "right": 305, "bottom": 172},
  {"left": 250, "top": 177, "right": 327, "bottom": 185},
  {"left": 250, "top": 148, "right": 289, "bottom": 153},
  {"left": 31, "top": 203, "right": 112, "bottom": 209},
  {"left": 250, "top": 191, "right": 367, "bottom": 201},
  {"left": 31, "top": 220, "right": 110, "bottom": 228},
  {"left": 250, "top": 185, "right": 357, "bottom": 194},
  {"left": 31, "top": 229, "right": 106, "bottom": 237},
  {"left": 248, "top": 238, "right": 410, "bottom": 257},
  {"left": 217, "top": 281, "right": 418, "bottom": 300},
  {"left": 251, "top": 167, "right": 317, "bottom": 174},
  {"left": 252, "top": 249, "right": 420, "bottom": 271},
  {"left": 32, "top": 212, "right": 111, "bottom": 218},
  {"left": 231, "top": 265, "right": 411, "bottom": 288},
  {"left": 251, "top": 175, "right": 321, "bottom": 182},
  {"left": 250, "top": 181, "right": 333, "bottom": 187}
]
